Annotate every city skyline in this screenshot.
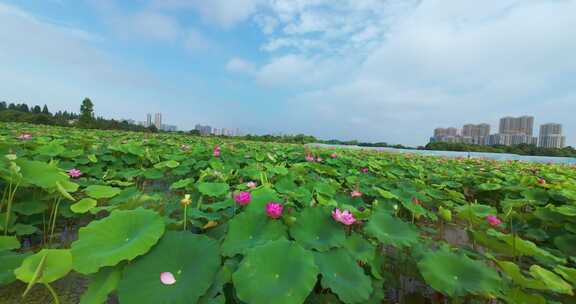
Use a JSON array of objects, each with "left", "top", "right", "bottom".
[
  {"left": 1, "top": 1, "right": 575, "bottom": 146},
  {"left": 432, "top": 115, "right": 567, "bottom": 148}
]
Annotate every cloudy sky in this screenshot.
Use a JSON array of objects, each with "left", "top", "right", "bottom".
[{"left": 1, "top": 0, "right": 575, "bottom": 146}]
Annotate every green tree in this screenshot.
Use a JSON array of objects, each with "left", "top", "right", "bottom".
[
  {"left": 42, "top": 104, "right": 50, "bottom": 115},
  {"left": 32, "top": 105, "right": 42, "bottom": 113},
  {"left": 79, "top": 98, "right": 94, "bottom": 124}
]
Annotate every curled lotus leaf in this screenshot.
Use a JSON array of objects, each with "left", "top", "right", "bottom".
[
  {"left": 15, "top": 249, "right": 72, "bottom": 283},
  {"left": 71, "top": 208, "right": 165, "bottom": 274}
]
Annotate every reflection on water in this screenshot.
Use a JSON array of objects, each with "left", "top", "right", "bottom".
[{"left": 309, "top": 143, "right": 576, "bottom": 165}]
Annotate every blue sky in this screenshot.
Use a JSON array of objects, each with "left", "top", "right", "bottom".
[{"left": 1, "top": 0, "right": 575, "bottom": 146}]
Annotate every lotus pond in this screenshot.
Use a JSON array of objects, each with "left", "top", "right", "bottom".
[{"left": 1, "top": 122, "right": 576, "bottom": 304}]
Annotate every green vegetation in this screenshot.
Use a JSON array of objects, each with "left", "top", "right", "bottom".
[
  {"left": 1, "top": 122, "right": 576, "bottom": 303},
  {"left": 426, "top": 141, "right": 576, "bottom": 158}
]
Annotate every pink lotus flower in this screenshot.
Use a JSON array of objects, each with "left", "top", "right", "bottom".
[
  {"left": 330, "top": 153, "right": 337, "bottom": 158},
  {"left": 332, "top": 208, "right": 356, "bottom": 226},
  {"left": 486, "top": 215, "right": 502, "bottom": 226},
  {"left": 67, "top": 168, "right": 82, "bottom": 178},
  {"left": 351, "top": 190, "right": 362, "bottom": 198},
  {"left": 316, "top": 157, "right": 322, "bottom": 162},
  {"left": 17, "top": 133, "right": 32, "bottom": 140},
  {"left": 266, "top": 202, "right": 283, "bottom": 219},
  {"left": 234, "top": 191, "right": 251, "bottom": 206},
  {"left": 160, "top": 272, "right": 176, "bottom": 285},
  {"left": 246, "top": 181, "right": 257, "bottom": 189},
  {"left": 213, "top": 145, "right": 221, "bottom": 157},
  {"left": 538, "top": 178, "right": 546, "bottom": 185},
  {"left": 361, "top": 167, "right": 369, "bottom": 173},
  {"left": 305, "top": 154, "right": 314, "bottom": 162}
]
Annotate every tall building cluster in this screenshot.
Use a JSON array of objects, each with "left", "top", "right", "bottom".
[
  {"left": 430, "top": 115, "right": 566, "bottom": 148},
  {"left": 195, "top": 124, "right": 240, "bottom": 137},
  {"left": 139, "top": 113, "right": 177, "bottom": 132}
]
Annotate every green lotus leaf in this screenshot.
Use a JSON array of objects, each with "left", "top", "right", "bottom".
[
  {"left": 233, "top": 239, "right": 319, "bottom": 304},
  {"left": 16, "top": 159, "right": 68, "bottom": 189},
  {"left": 501, "top": 288, "right": 546, "bottom": 304},
  {"left": 12, "top": 200, "right": 48, "bottom": 215},
  {"left": 85, "top": 185, "right": 121, "bottom": 199},
  {"left": 13, "top": 224, "right": 38, "bottom": 236},
  {"left": 365, "top": 211, "right": 419, "bottom": 247},
  {"left": 71, "top": 208, "right": 165, "bottom": 274},
  {"left": 418, "top": 250, "right": 501, "bottom": 297},
  {"left": 496, "top": 260, "right": 546, "bottom": 290},
  {"left": 154, "top": 160, "right": 180, "bottom": 169},
  {"left": 343, "top": 233, "right": 375, "bottom": 263},
  {"left": 0, "top": 251, "right": 31, "bottom": 285},
  {"left": 547, "top": 205, "right": 576, "bottom": 217},
  {"left": 221, "top": 211, "right": 287, "bottom": 256},
  {"left": 197, "top": 182, "right": 229, "bottom": 197},
  {"left": 313, "top": 249, "right": 373, "bottom": 303},
  {"left": 374, "top": 187, "right": 399, "bottom": 199},
  {"left": 455, "top": 204, "right": 497, "bottom": 222},
  {"left": 245, "top": 187, "right": 282, "bottom": 214},
  {"left": 15, "top": 249, "right": 72, "bottom": 283},
  {"left": 118, "top": 232, "right": 220, "bottom": 304},
  {"left": 529, "top": 265, "right": 573, "bottom": 295},
  {"left": 555, "top": 265, "right": 576, "bottom": 285},
  {"left": 290, "top": 207, "right": 346, "bottom": 251},
  {"left": 478, "top": 183, "right": 501, "bottom": 191},
  {"left": 487, "top": 229, "right": 565, "bottom": 263},
  {"left": 0, "top": 236, "right": 20, "bottom": 251},
  {"left": 37, "top": 142, "right": 66, "bottom": 157},
  {"left": 554, "top": 234, "right": 576, "bottom": 256},
  {"left": 71, "top": 198, "right": 97, "bottom": 214},
  {"left": 170, "top": 178, "right": 193, "bottom": 189},
  {"left": 80, "top": 266, "right": 122, "bottom": 304}
]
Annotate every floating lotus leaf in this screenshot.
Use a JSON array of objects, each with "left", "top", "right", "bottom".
[
  {"left": 313, "top": 249, "right": 373, "bottom": 304},
  {"left": 71, "top": 208, "right": 165, "bottom": 274},
  {"left": 0, "top": 236, "right": 19, "bottom": 251},
  {"left": 0, "top": 251, "right": 31, "bottom": 285},
  {"left": 197, "top": 182, "right": 230, "bottom": 197},
  {"left": 170, "top": 178, "right": 193, "bottom": 189},
  {"left": 529, "top": 265, "right": 573, "bottom": 295},
  {"left": 233, "top": 239, "right": 319, "bottom": 304},
  {"left": 418, "top": 250, "right": 501, "bottom": 297},
  {"left": 222, "top": 211, "right": 287, "bottom": 256},
  {"left": 364, "top": 211, "right": 419, "bottom": 247},
  {"left": 15, "top": 249, "right": 72, "bottom": 283},
  {"left": 80, "top": 267, "right": 122, "bottom": 304},
  {"left": 71, "top": 198, "right": 97, "bottom": 214},
  {"left": 502, "top": 288, "right": 546, "bottom": 304},
  {"left": 290, "top": 206, "right": 346, "bottom": 251},
  {"left": 12, "top": 200, "right": 48, "bottom": 215},
  {"left": 118, "top": 232, "right": 220, "bottom": 304},
  {"left": 343, "top": 233, "right": 375, "bottom": 263},
  {"left": 85, "top": 185, "right": 121, "bottom": 199}
]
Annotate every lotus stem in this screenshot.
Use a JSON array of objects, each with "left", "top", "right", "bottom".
[
  {"left": 183, "top": 203, "right": 187, "bottom": 231},
  {"left": 49, "top": 197, "right": 61, "bottom": 244},
  {"left": 44, "top": 283, "right": 60, "bottom": 304}
]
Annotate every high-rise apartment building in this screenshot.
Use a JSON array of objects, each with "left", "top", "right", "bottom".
[
  {"left": 539, "top": 123, "right": 565, "bottom": 149},
  {"left": 154, "top": 113, "right": 162, "bottom": 129},
  {"left": 146, "top": 113, "right": 152, "bottom": 127},
  {"left": 499, "top": 116, "right": 534, "bottom": 136}
]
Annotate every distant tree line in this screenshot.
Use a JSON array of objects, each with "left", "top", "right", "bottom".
[
  {"left": 425, "top": 142, "right": 576, "bottom": 158},
  {"left": 321, "top": 139, "right": 414, "bottom": 149},
  {"left": 0, "top": 99, "right": 157, "bottom": 133}
]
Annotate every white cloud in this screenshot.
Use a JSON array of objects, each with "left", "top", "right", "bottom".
[
  {"left": 184, "top": 28, "right": 213, "bottom": 51},
  {"left": 226, "top": 58, "right": 256, "bottom": 74},
  {"left": 151, "top": 0, "right": 262, "bottom": 28},
  {"left": 262, "top": 0, "right": 576, "bottom": 145}
]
